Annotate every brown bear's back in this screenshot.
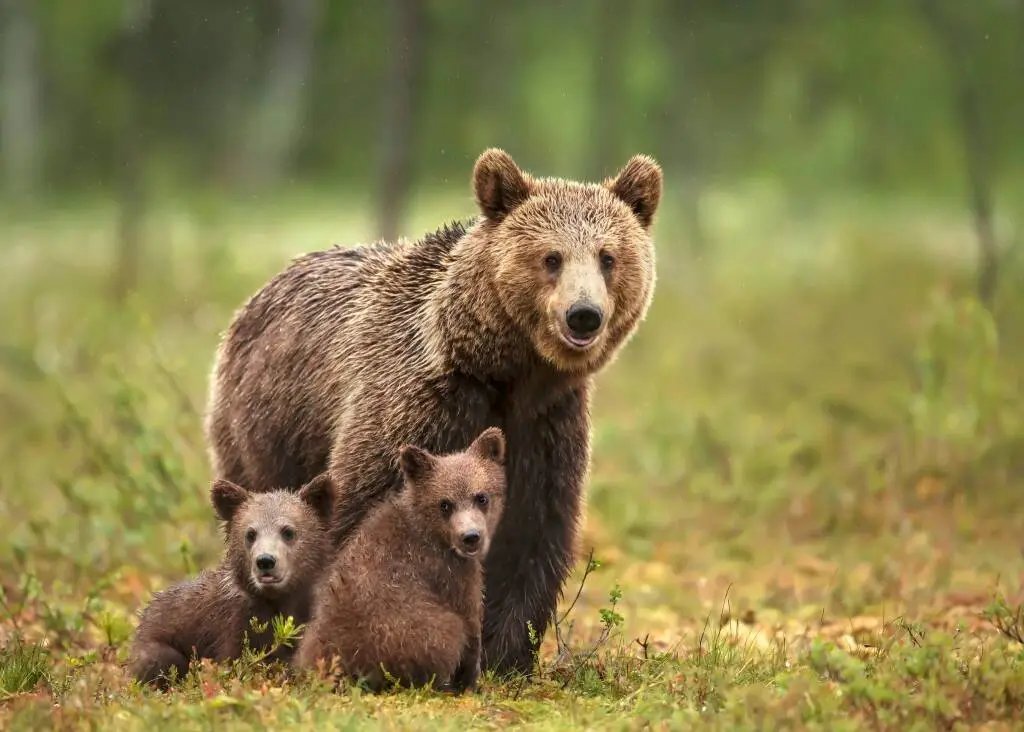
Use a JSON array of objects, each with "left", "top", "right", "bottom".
[{"left": 205, "top": 221, "right": 475, "bottom": 491}]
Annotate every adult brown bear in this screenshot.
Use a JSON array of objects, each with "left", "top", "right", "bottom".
[{"left": 204, "top": 148, "right": 661, "bottom": 677}]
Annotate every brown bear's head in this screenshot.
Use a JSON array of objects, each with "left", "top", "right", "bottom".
[
  {"left": 211, "top": 473, "right": 335, "bottom": 599},
  {"left": 473, "top": 148, "right": 661, "bottom": 375},
  {"left": 396, "top": 427, "right": 507, "bottom": 562}
]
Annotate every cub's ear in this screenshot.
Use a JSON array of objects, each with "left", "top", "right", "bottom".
[
  {"left": 470, "top": 427, "right": 506, "bottom": 466},
  {"left": 210, "top": 479, "right": 249, "bottom": 523},
  {"left": 398, "top": 444, "right": 436, "bottom": 484},
  {"left": 473, "top": 148, "right": 533, "bottom": 223},
  {"left": 605, "top": 154, "right": 663, "bottom": 230},
  {"left": 298, "top": 472, "right": 336, "bottom": 522}
]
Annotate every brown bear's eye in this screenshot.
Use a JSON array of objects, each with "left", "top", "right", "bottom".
[
  {"left": 439, "top": 500, "right": 454, "bottom": 517},
  {"left": 599, "top": 251, "right": 615, "bottom": 272},
  {"left": 543, "top": 252, "right": 562, "bottom": 273},
  {"left": 245, "top": 528, "right": 257, "bottom": 544},
  {"left": 281, "top": 527, "right": 296, "bottom": 542},
  {"left": 474, "top": 493, "right": 489, "bottom": 508}
]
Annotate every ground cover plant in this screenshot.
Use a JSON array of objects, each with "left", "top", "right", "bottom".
[{"left": 1, "top": 188, "right": 1023, "bottom": 730}]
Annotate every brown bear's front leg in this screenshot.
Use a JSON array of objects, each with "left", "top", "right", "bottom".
[{"left": 480, "top": 386, "right": 590, "bottom": 678}]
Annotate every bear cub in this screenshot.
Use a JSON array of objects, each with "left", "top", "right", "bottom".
[
  {"left": 295, "top": 427, "right": 507, "bottom": 693},
  {"left": 129, "top": 473, "right": 335, "bottom": 689}
]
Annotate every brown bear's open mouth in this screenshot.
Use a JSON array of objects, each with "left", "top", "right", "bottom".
[
  {"left": 557, "top": 327, "right": 601, "bottom": 351},
  {"left": 255, "top": 574, "right": 284, "bottom": 585}
]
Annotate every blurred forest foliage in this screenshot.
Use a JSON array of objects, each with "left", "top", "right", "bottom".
[{"left": 1, "top": 0, "right": 1023, "bottom": 301}]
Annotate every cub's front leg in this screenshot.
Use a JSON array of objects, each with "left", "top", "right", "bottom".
[
  {"left": 448, "top": 622, "right": 482, "bottom": 693},
  {"left": 129, "top": 640, "right": 193, "bottom": 690}
]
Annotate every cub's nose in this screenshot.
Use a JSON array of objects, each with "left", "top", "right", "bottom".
[
  {"left": 461, "top": 531, "right": 481, "bottom": 551},
  {"left": 565, "top": 302, "right": 603, "bottom": 338},
  {"left": 255, "top": 554, "right": 276, "bottom": 572}
]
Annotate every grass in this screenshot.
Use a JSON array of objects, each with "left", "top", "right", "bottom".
[{"left": 1, "top": 182, "right": 1024, "bottom": 729}]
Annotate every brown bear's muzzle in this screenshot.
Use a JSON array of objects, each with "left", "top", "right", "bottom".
[{"left": 564, "top": 301, "right": 604, "bottom": 345}]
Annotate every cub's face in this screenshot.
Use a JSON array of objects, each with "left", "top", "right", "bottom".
[
  {"left": 211, "top": 473, "right": 335, "bottom": 598},
  {"left": 397, "top": 428, "right": 507, "bottom": 561},
  {"left": 473, "top": 149, "right": 661, "bottom": 374}
]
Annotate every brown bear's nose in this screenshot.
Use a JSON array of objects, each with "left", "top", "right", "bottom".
[
  {"left": 566, "top": 302, "right": 603, "bottom": 337},
  {"left": 461, "top": 531, "right": 481, "bottom": 549},
  {"left": 255, "top": 554, "right": 276, "bottom": 572}
]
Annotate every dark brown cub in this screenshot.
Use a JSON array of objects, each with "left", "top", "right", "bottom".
[
  {"left": 129, "top": 473, "right": 334, "bottom": 689},
  {"left": 295, "top": 428, "right": 507, "bottom": 692}
]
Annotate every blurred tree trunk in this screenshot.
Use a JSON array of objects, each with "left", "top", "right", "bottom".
[
  {"left": 589, "top": 0, "right": 624, "bottom": 180},
  {"left": 235, "top": 0, "right": 322, "bottom": 192},
  {"left": 919, "top": 0, "right": 998, "bottom": 307},
  {"left": 0, "top": 0, "right": 40, "bottom": 200},
  {"left": 211, "top": 14, "right": 263, "bottom": 191},
  {"left": 473, "top": 7, "right": 516, "bottom": 154},
  {"left": 111, "top": 0, "right": 152, "bottom": 304},
  {"left": 657, "top": 2, "right": 708, "bottom": 258},
  {"left": 377, "top": 0, "right": 427, "bottom": 242},
  {"left": 470, "top": 6, "right": 520, "bottom": 158}
]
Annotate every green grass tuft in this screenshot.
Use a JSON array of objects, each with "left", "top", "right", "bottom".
[{"left": 0, "top": 637, "right": 51, "bottom": 699}]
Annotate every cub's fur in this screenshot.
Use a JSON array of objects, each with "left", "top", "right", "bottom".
[
  {"left": 295, "top": 428, "right": 507, "bottom": 692},
  {"left": 129, "top": 474, "right": 334, "bottom": 688}
]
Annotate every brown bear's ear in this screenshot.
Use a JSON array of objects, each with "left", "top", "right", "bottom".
[
  {"left": 298, "top": 472, "right": 335, "bottom": 522},
  {"left": 398, "top": 444, "right": 436, "bottom": 484},
  {"left": 473, "top": 148, "right": 532, "bottom": 223},
  {"left": 211, "top": 479, "right": 248, "bottom": 523},
  {"left": 605, "top": 154, "right": 663, "bottom": 230},
  {"left": 470, "top": 427, "right": 506, "bottom": 466}
]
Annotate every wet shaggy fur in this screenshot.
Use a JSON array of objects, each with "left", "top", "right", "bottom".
[
  {"left": 294, "top": 428, "right": 507, "bottom": 692},
  {"left": 129, "top": 474, "right": 335, "bottom": 689},
  {"left": 204, "top": 148, "right": 662, "bottom": 677}
]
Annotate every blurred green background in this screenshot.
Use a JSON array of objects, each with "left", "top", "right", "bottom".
[
  {"left": 1, "top": 0, "right": 1024, "bottom": 684},
  {"left": 2, "top": 1, "right": 1022, "bottom": 236}
]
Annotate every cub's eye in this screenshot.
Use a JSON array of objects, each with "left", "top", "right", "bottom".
[
  {"left": 281, "top": 527, "right": 296, "bottom": 542},
  {"left": 543, "top": 252, "right": 562, "bottom": 272},
  {"left": 474, "top": 493, "right": 489, "bottom": 508},
  {"left": 599, "top": 251, "right": 615, "bottom": 272},
  {"left": 245, "top": 528, "right": 257, "bottom": 544},
  {"left": 439, "top": 500, "right": 454, "bottom": 517}
]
